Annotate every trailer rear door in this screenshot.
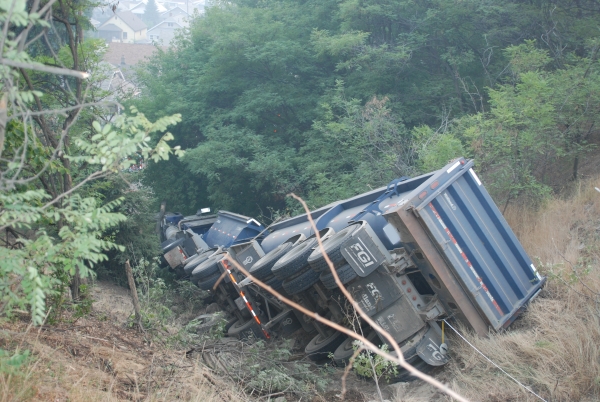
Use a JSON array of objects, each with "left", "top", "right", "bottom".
[{"left": 385, "top": 158, "right": 545, "bottom": 334}]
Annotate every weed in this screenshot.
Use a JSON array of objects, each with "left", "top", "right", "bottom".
[
  {"left": 352, "top": 343, "right": 399, "bottom": 383},
  {"left": 72, "top": 285, "right": 93, "bottom": 323},
  {"left": 0, "top": 349, "right": 30, "bottom": 375}
]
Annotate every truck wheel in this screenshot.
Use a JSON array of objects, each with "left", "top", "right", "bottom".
[
  {"left": 184, "top": 255, "right": 206, "bottom": 276},
  {"left": 227, "top": 318, "right": 260, "bottom": 340},
  {"left": 281, "top": 267, "right": 320, "bottom": 295},
  {"left": 224, "top": 317, "right": 238, "bottom": 332},
  {"left": 333, "top": 330, "right": 379, "bottom": 366},
  {"left": 272, "top": 229, "right": 335, "bottom": 280},
  {"left": 392, "top": 356, "right": 432, "bottom": 382},
  {"left": 263, "top": 274, "right": 284, "bottom": 292},
  {"left": 196, "top": 271, "right": 222, "bottom": 290},
  {"left": 191, "top": 253, "right": 225, "bottom": 283},
  {"left": 307, "top": 225, "right": 359, "bottom": 272},
  {"left": 190, "top": 313, "right": 223, "bottom": 335},
  {"left": 183, "top": 249, "right": 215, "bottom": 274},
  {"left": 305, "top": 331, "right": 347, "bottom": 361},
  {"left": 319, "top": 264, "right": 358, "bottom": 290},
  {"left": 249, "top": 241, "right": 294, "bottom": 280}
]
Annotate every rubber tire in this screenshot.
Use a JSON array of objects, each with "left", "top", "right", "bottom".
[
  {"left": 271, "top": 237, "right": 319, "bottom": 279},
  {"left": 190, "top": 313, "right": 223, "bottom": 335},
  {"left": 191, "top": 253, "right": 225, "bottom": 283},
  {"left": 307, "top": 225, "right": 359, "bottom": 272},
  {"left": 227, "top": 318, "right": 260, "bottom": 340},
  {"left": 224, "top": 317, "right": 238, "bottom": 332},
  {"left": 162, "top": 237, "right": 185, "bottom": 253},
  {"left": 184, "top": 249, "right": 216, "bottom": 273},
  {"left": 333, "top": 331, "right": 379, "bottom": 366},
  {"left": 319, "top": 264, "right": 358, "bottom": 290},
  {"left": 263, "top": 274, "right": 284, "bottom": 292},
  {"left": 282, "top": 267, "right": 321, "bottom": 295},
  {"left": 305, "top": 331, "right": 347, "bottom": 361},
  {"left": 392, "top": 356, "right": 432, "bottom": 382},
  {"left": 196, "top": 271, "right": 222, "bottom": 290},
  {"left": 249, "top": 242, "right": 294, "bottom": 280},
  {"left": 183, "top": 253, "right": 210, "bottom": 275}
]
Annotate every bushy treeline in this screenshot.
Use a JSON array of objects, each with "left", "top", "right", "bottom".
[{"left": 136, "top": 0, "right": 600, "bottom": 218}]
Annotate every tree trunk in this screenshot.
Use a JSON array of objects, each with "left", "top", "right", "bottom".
[
  {"left": 70, "top": 272, "right": 81, "bottom": 301},
  {"left": 125, "top": 259, "right": 143, "bottom": 331}
]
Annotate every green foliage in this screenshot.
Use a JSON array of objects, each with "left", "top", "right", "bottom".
[
  {"left": 0, "top": 193, "right": 127, "bottom": 325},
  {"left": 352, "top": 343, "right": 398, "bottom": 382},
  {"left": 444, "top": 41, "right": 600, "bottom": 208},
  {"left": 0, "top": 349, "right": 30, "bottom": 375},
  {"left": 135, "top": 0, "right": 600, "bottom": 214},
  {"left": 128, "top": 258, "right": 208, "bottom": 341},
  {"left": 414, "top": 125, "right": 466, "bottom": 172},
  {"left": 76, "top": 108, "right": 183, "bottom": 171},
  {"left": 72, "top": 284, "right": 93, "bottom": 321},
  {"left": 241, "top": 340, "right": 329, "bottom": 394},
  {"left": 0, "top": 0, "right": 182, "bottom": 325},
  {"left": 87, "top": 176, "right": 162, "bottom": 281}
]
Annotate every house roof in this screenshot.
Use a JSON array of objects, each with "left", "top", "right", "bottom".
[
  {"left": 100, "top": 10, "right": 147, "bottom": 32},
  {"left": 148, "top": 19, "right": 183, "bottom": 31},
  {"left": 99, "top": 23, "right": 123, "bottom": 32},
  {"left": 161, "top": 6, "right": 188, "bottom": 16},
  {"left": 130, "top": 1, "right": 168, "bottom": 14},
  {"left": 103, "top": 42, "right": 162, "bottom": 66}
]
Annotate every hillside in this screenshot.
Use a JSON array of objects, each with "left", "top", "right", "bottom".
[
  {"left": 2, "top": 177, "right": 599, "bottom": 402},
  {"left": 0, "top": 282, "right": 409, "bottom": 401}
]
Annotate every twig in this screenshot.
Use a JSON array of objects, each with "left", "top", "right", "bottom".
[
  {"left": 259, "top": 391, "right": 285, "bottom": 399},
  {"left": 82, "top": 335, "right": 111, "bottom": 343}
]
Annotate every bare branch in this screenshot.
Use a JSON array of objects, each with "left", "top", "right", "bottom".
[
  {"left": 0, "top": 94, "right": 6, "bottom": 158},
  {"left": 0, "top": 58, "right": 90, "bottom": 79}
]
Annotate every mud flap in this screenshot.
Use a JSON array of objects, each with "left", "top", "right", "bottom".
[
  {"left": 341, "top": 221, "right": 391, "bottom": 277},
  {"left": 347, "top": 269, "right": 402, "bottom": 317},
  {"left": 416, "top": 324, "right": 449, "bottom": 366},
  {"left": 164, "top": 246, "right": 185, "bottom": 268},
  {"left": 278, "top": 310, "right": 303, "bottom": 336},
  {"left": 372, "top": 296, "right": 426, "bottom": 344},
  {"left": 230, "top": 240, "right": 265, "bottom": 270}
]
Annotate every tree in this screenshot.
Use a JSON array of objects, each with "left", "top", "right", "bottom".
[
  {"left": 439, "top": 41, "right": 600, "bottom": 209},
  {"left": 135, "top": 0, "right": 600, "bottom": 215},
  {"left": 143, "top": 0, "right": 160, "bottom": 29},
  {"left": 0, "top": 0, "right": 183, "bottom": 324}
]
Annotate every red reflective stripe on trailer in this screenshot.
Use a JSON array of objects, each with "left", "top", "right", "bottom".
[
  {"left": 223, "top": 259, "right": 271, "bottom": 339},
  {"left": 428, "top": 203, "right": 503, "bottom": 315}
]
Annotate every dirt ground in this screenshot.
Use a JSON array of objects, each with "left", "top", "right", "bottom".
[{"left": 0, "top": 281, "right": 449, "bottom": 402}]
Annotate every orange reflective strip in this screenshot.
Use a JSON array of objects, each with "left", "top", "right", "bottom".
[{"left": 223, "top": 259, "right": 270, "bottom": 338}]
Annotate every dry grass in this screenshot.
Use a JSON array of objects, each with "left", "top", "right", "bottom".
[
  {"left": 440, "top": 177, "right": 600, "bottom": 402},
  {"left": 0, "top": 296, "right": 250, "bottom": 402}
]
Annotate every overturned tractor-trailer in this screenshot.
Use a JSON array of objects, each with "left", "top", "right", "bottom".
[{"left": 157, "top": 157, "right": 546, "bottom": 376}]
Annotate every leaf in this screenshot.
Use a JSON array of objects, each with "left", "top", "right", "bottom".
[{"left": 92, "top": 121, "right": 102, "bottom": 132}]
